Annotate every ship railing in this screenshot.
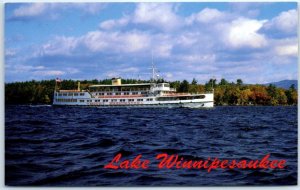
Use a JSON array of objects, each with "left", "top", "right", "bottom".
[
  {"left": 59, "top": 90, "right": 81, "bottom": 92},
  {"left": 162, "top": 91, "right": 213, "bottom": 96},
  {"left": 89, "top": 89, "right": 150, "bottom": 92},
  {"left": 97, "top": 95, "right": 145, "bottom": 99},
  {"left": 162, "top": 93, "right": 190, "bottom": 96},
  {"left": 187, "top": 92, "right": 213, "bottom": 94}
]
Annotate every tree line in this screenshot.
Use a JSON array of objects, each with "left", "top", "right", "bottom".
[{"left": 5, "top": 78, "right": 297, "bottom": 105}]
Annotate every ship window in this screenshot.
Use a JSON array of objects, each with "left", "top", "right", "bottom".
[
  {"left": 80, "top": 100, "right": 84, "bottom": 102},
  {"left": 137, "top": 99, "right": 143, "bottom": 101},
  {"left": 157, "top": 97, "right": 177, "bottom": 101},
  {"left": 74, "top": 93, "right": 78, "bottom": 96},
  {"left": 129, "top": 99, "right": 134, "bottom": 102},
  {"left": 132, "top": 92, "right": 138, "bottom": 95},
  {"left": 80, "top": 93, "right": 85, "bottom": 96},
  {"left": 112, "top": 99, "right": 117, "bottom": 102},
  {"left": 115, "top": 92, "right": 121, "bottom": 95},
  {"left": 147, "top": 98, "right": 153, "bottom": 101},
  {"left": 164, "top": 84, "right": 170, "bottom": 87},
  {"left": 195, "top": 95, "right": 205, "bottom": 99},
  {"left": 107, "top": 93, "right": 112, "bottom": 95},
  {"left": 62, "top": 93, "right": 67, "bottom": 96},
  {"left": 120, "top": 99, "right": 125, "bottom": 102},
  {"left": 124, "top": 92, "right": 129, "bottom": 95}
]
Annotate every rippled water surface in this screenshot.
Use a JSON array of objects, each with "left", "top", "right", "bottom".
[{"left": 5, "top": 105, "right": 297, "bottom": 186}]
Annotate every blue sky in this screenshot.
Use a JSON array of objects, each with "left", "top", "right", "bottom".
[{"left": 5, "top": 2, "right": 298, "bottom": 84}]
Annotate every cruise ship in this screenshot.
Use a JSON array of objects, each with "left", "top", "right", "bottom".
[{"left": 53, "top": 68, "right": 214, "bottom": 108}]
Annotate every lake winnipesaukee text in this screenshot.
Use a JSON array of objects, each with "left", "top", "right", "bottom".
[{"left": 104, "top": 153, "right": 286, "bottom": 172}]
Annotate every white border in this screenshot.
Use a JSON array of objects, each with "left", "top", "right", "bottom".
[{"left": 0, "top": 1, "right": 299, "bottom": 190}]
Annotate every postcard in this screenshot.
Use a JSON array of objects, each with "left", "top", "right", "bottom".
[{"left": 5, "top": 2, "right": 298, "bottom": 186}]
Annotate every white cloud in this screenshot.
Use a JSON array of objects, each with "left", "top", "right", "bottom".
[
  {"left": 38, "top": 30, "right": 153, "bottom": 57},
  {"left": 81, "top": 31, "right": 110, "bottom": 52},
  {"left": 12, "top": 3, "right": 105, "bottom": 19},
  {"left": 153, "top": 44, "right": 172, "bottom": 58},
  {"left": 186, "top": 8, "right": 225, "bottom": 24},
  {"left": 177, "top": 54, "right": 216, "bottom": 63},
  {"left": 225, "top": 18, "right": 268, "bottom": 48},
  {"left": 13, "top": 3, "right": 47, "bottom": 17},
  {"left": 133, "top": 3, "right": 181, "bottom": 31},
  {"left": 264, "top": 9, "right": 297, "bottom": 34},
  {"left": 99, "top": 16, "right": 130, "bottom": 30},
  {"left": 176, "top": 33, "right": 198, "bottom": 47},
  {"left": 81, "top": 31, "right": 151, "bottom": 53},
  {"left": 122, "top": 32, "right": 151, "bottom": 52},
  {"left": 7, "top": 3, "right": 298, "bottom": 83},
  {"left": 120, "top": 67, "right": 139, "bottom": 73},
  {"left": 5, "top": 49, "right": 17, "bottom": 57},
  {"left": 6, "top": 64, "right": 46, "bottom": 75},
  {"left": 33, "top": 70, "right": 65, "bottom": 76},
  {"left": 275, "top": 45, "right": 298, "bottom": 57},
  {"left": 41, "top": 36, "right": 78, "bottom": 56},
  {"left": 71, "top": 3, "right": 105, "bottom": 14}
]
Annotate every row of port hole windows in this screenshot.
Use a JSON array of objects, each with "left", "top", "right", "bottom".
[
  {"left": 94, "top": 92, "right": 147, "bottom": 95},
  {"left": 56, "top": 98, "right": 154, "bottom": 103},
  {"left": 56, "top": 92, "right": 148, "bottom": 96},
  {"left": 57, "top": 93, "right": 85, "bottom": 96}
]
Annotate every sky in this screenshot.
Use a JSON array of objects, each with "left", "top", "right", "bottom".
[{"left": 4, "top": 2, "right": 298, "bottom": 84}]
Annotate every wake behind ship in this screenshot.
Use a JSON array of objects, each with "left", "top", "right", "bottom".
[{"left": 53, "top": 76, "right": 214, "bottom": 108}]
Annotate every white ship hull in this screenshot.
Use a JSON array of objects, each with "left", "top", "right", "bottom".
[
  {"left": 53, "top": 92, "right": 214, "bottom": 108},
  {"left": 53, "top": 79, "right": 214, "bottom": 108}
]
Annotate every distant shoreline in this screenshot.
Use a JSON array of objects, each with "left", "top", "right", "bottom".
[{"left": 5, "top": 79, "right": 298, "bottom": 106}]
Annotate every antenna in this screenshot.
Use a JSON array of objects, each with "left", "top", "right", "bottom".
[
  {"left": 151, "top": 51, "right": 155, "bottom": 82},
  {"left": 149, "top": 51, "right": 161, "bottom": 82}
]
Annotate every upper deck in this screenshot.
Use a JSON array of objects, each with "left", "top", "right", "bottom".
[{"left": 88, "top": 78, "right": 175, "bottom": 93}]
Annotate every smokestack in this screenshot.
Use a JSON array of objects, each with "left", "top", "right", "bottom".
[{"left": 112, "top": 78, "right": 121, "bottom": 85}]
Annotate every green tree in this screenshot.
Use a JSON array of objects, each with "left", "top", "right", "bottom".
[
  {"left": 267, "top": 84, "right": 279, "bottom": 105},
  {"left": 286, "top": 85, "right": 297, "bottom": 105},
  {"left": 191, "top": 78, "right": 198, "bottom": 85},
  {"left": 237, "top": 79, "right": 243, "bottom": 86},
  {"left": 219, "top": 78, "right": 228, "bottom": 86},
  {"left": 205, "top": 78, "right": 217, "bottom": 91},
  {"left": 178, "top": 80, "right": 189, "bottom": 92}
]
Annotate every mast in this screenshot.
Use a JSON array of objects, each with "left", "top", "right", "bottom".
[
  {"left": 150, "top": 51, "right": 160, "bottom": 83},
  {"left": 151, "top": 51, "right": 155, "bottom": 82}
]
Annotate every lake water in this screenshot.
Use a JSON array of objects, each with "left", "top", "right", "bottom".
[{"left": 5, "top": 105, "right": 297, "bottom": 186}]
